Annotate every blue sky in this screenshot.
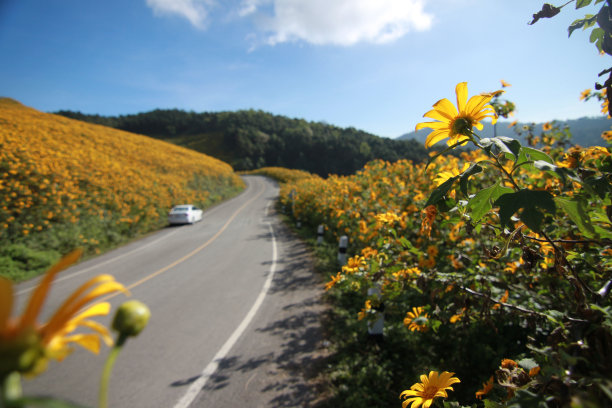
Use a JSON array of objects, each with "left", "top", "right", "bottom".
[{"left": 0, "top": 0, "right": 609, "bottom": 138}]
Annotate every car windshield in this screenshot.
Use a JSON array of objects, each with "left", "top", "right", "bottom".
[{"left": 172, "top": 206, "right": 190, "bottom": 212}]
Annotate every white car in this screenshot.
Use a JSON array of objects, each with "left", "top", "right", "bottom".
[{"left": 168, "top": 204, "right": 203, "bottom": 225}]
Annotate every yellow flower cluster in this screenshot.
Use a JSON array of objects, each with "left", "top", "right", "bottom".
[{"left": 0, "top": 98, "right": 243, "bottom": 251}]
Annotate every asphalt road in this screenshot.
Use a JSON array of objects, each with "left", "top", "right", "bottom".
[{"left": 17, "top": 176, "right": 327, "bottom": 408}]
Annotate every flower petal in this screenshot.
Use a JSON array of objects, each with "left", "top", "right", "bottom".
[
  {"left": 423, "top": 108, "right": 453, "bottom": 123},
  {"left": 17, "top": 249, "right": 83, "bottom": 332},
  {"left": 432, "top": 98, "right": 458, "bottom": 118},
  {"left": 46, "top": 278, "right": 128, "bottom": 336},
  {"left": 425, "top": 129, "right": 451, "bottom": 148},
  {"left": 455, "top": 82, "right": 468, "bottom": 113},
  {"left": 61, "top": 333, "right": 101, "bottom": 354}
]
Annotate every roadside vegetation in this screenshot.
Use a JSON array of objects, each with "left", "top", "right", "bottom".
[
  {"left": 269, "top": 2, "right": 612, "bottom": 405},
  {"left": 0, "top": 98, "right": 244, "bottom": 282},
  {"left": 279, "top": 120, "right": 611, "bottom": 407}
]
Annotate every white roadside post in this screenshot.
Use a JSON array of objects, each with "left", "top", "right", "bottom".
[
  {"left": 367, "top": 283, "right": 384, "bottom": 339},
  {"left": 337, "top": 235, "right": 348, "bottom": 266},
  {"left": 317, "top": 225, "right": 325, "bottom": 244}
]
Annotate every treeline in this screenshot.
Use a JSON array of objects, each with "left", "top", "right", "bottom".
[{"left": 55, "top": 109, "right": 428, "bottom": 176}]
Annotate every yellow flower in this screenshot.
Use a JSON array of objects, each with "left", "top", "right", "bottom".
[
  {"left": 601, "top": 130, "right": 612, "bottom": 142},
  {"left": 358, "top": 300, "right": 373, "bottom": 320},
  {"left": 542, "top": 122, "right": 552, "bottom": 131},
  {"left": 400, "top": 371, "right": 460, "bottom": 408},
  {"left": 579, "top": 89, "right": 591, "bottom": 101},
  {"left": 404, "top": 307, "right": 429, "bottom": 332},
  {"left": 325, "top": 272, "right": 342, "bottom": 291},
  {"left": 500, "top": 79, "right": 511, "bottom": 88},
  {"left": 375, "top": 211, "right": 400, "bottom": 226},
  {"left": 416, "top": 82, "right": 499, "bottom": 148},
  {"left": 0, "top": 249, "right": 129, "bottom": 377},
  {"left": 449, "top": 308, "right": 465, "bottom": 324},
  {"left": 342, "top": 255, "right": 366, "bottom": 274},
  {"left": 475, "top": 376, "right": 494, "bottom": 399}
]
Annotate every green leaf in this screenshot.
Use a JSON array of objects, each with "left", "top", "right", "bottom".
[
  {"left": 568, "top": 14, "right": 598, "bottom": 36},
  {"left": 576, "top": 0, "right": 593, "bottom": 9},
  {"left": 494, "top": 189, "right": 556, "bottom": 231},
  {"left": 554, "top": 197, "right": 597, "bottom": 238},
  {"left": 425, "top": 176, "right": 458, "bottom": 207},
  {"left": 459, "top": 163, "right": 483, "bottom": 196},
  {"left": 483, "top": 400, "right": 504, "bottom": 408},
  {"left": 584, "top": 175, "right": 612, "bottom": 199},
  {"left": 467, "top": 182, "right": 513, "bottom": 223},
  {"left": 590, "top": 27, "right": 605, "bottom": 43},
  {"left": 520, "top": 146, "right": 554, "bottom": 164},
  {"left": 485, "top": 136, "right": 521, "bottom": 159}
]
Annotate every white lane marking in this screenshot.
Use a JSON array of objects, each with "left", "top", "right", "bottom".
[
  {"left": 16, "top": 228, "right": 181, "bottom": 296},
  {"left": 173, "top": 216, "right": 278, "bottom": 408}
]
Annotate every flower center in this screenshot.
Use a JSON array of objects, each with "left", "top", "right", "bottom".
[
  {"left": 422, "top": 385, "right": 439, "bottom": 399},
  {"left": 451, "top": 117, "right": 473, "bottom": 136}
]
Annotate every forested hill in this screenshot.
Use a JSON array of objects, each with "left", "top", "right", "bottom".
[
  {"left": 399, "top": 116, "right": 611, "bottom": 147},
  {"left": 55, "top": 109, "right": 427, "bottom": 176}
]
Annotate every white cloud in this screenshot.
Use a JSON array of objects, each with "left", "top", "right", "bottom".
[
  {"left": 146, "top": 0, "right": 216, "bottom": 29},
  {"left": 247, "top": 0, "right": 433, "bottom": 46}
]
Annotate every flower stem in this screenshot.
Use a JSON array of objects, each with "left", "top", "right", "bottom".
[{"left": 99, "top": 334, "right": 127, "bottom": 408}]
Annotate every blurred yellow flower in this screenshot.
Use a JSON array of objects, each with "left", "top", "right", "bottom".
[
  {"left": 579, "top": 89, "right": 591, "bottom": 101},
  {"left": 500, "top": 79, "right": 511, "bottom": 88},
  {"left": 375, "top": 211, "right": 400, "bottom": 225},
  {"left": 475, "top": 376, "right": 494, "bottom": 399},
  {"left": 542, "top": 122, "right": 553, "bottom": 131},
  {"left": 325, "top": 272, "right": 342, "bottom": 291},
  {"left": 0, "top": 249, "right": 129, "bottom": 377},
  {"left": 400, "top": 371, "right": 460, "bottom": 408},
  {"left": 404, "top": 306, "right": 429, "bottom": 332},
  {"left": 416, "top": 82, "right": 499, "bottom": 148}
]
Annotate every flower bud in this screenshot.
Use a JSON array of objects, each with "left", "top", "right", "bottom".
[{"left": 112, "top": 300, "right": 151, "bottom": 337}]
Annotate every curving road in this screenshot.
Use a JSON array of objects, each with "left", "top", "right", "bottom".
[{"left": 18, "top": 176, "right": 325, "bottom": 407}]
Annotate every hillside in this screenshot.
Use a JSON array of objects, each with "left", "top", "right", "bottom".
[
  {"left": 54, "top": 109, "right": 428, "bottom": 176},
  {"left": 399, "top": 116, "right": 611, "bottom": 147},
  {"left": 0, "top": 98, "right": 244, "bottom": 280}
]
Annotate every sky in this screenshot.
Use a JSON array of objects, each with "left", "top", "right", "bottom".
[{"left": 0, "top": 0, "right": 609, "bottom": 139}]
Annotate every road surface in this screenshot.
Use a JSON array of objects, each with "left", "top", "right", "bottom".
[{"left": 18, "top": 176, "right": 327, "bottom": 407}]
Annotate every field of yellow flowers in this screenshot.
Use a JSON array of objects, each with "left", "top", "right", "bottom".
[
  {"left": 0, "top": 98, "right": 244, "bottom": 281},
  {"left": 278, "top": 113, "right": 612, "bottom": 407}
]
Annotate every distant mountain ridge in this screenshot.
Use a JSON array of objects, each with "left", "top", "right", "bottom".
[{"left": 399, "top": 116, "right": 611, "bottom": 147}]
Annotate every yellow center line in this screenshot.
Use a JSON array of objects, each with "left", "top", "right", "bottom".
[{"left": 99, "top": 181, "right": 266, "bottom": 303}]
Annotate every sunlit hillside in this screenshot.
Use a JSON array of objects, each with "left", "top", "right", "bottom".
[{"left": 0, "top": 98, "right": 244, "bottom": 281}]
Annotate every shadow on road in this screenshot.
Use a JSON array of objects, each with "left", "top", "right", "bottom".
[{"left": 171, "top": 220, "right": 331, "bottom": 407}]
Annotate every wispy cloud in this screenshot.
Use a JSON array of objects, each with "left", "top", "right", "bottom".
[
  {"left": 247, "top": 0, "right": 433, "bottom": 46},
  {"left": 146, "top": 0, "right": 433, "bottom": 45},
  {"left": 145, "top": 0, "right": 216, "bottom": 29}
]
